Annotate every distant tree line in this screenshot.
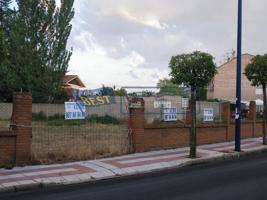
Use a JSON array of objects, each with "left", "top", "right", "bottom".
[{"left": 0, "top": 0, "right": 74, "bottom": 103}]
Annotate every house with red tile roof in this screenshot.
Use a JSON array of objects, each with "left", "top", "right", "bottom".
[{"left": 62, "top": 75, "right": 86, "bottom": 99}]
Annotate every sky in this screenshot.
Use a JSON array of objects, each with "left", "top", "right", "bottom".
[{"left": 67, "top": 0, "right": 267, "bottom": 89}]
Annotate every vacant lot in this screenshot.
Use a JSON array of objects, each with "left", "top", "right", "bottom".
[
  {"left": 1, "top": 117, "right": 130, "bottom": 164},
  {"left": 32, "top": 122, "right": 130, "bottom": 163}
]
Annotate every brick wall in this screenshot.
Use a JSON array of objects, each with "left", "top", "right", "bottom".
[
  {"left": 129, "top": 99, "right": 266, "bottom": 152},
  {"left": 0, "top": 93, "right": 32, "bottom": 166},
  {"left": 0, "top": 131, "right": 16, "bottom": 165},
  {"left": 141, "top": 125, "right": 190, "bottom": 151}
]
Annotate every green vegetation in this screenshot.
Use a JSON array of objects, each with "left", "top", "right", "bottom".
[
  {"left": 32, "top": 111, "right": 47, "bottom": 121},
  {"left": 128, "top": 90, "right": 155, "bottom": 97},
  {"left": 32, "top": 112, "right": 124, "bottom": 126},
  {"left": 157, "top": 78, "right": 188, "bottom": 97},
  {"left": 196, "top": 88, "right": 207, "bottom": 101},
  {"left": 0, "top": 164, "right": 15, "bottom": 169},
  {"left": 244, "top": 54, "right": 267, "bottom": 145},
  {"left": 169, "top": 51, "right": 217, "bottom": 158},
  {"left": 0, "top": 0, "right": 74, "bottom": 103},
  {"left": 113, "top": 88, "right": 127, "bottom": 96}
]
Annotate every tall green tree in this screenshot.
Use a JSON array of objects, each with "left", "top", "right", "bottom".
[
  {"left": 0, "top": 0, "right": 74, "bottom": 102},
  {"left": 244, "top": 54, "right": 267, "bottom": 145},
  {"left": 169, "top": 51, "right": 217, "bottom": 158},
  {"left": 0, "top": 0, "right": 16, "bottom": 102}
]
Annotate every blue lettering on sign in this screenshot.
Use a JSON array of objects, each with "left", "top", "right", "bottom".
[
  {"left": 65, "top": 112, "right": 72, "bottom": 119},
  {"left": 163, "top": 107, "right": 177, "bottom": 121},
  {"left": 65, "top": 102, "right": 86, "bottom": 120}
]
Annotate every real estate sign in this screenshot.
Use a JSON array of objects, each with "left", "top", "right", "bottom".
[
  {"left": 203, "top": 108, "right": 214, "bottom": 122},
  {"left": 65, "top": 102, "right": 86, "bottom": 120},
  {"left": 154, "top": 100, "right": 171, "bottom": 109},
  {"left": 163, "top": 107, "right": 177, "bottom": 121}
]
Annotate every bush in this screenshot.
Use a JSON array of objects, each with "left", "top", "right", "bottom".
[
  {"left": 47, "top": 119, "right": 86, "bottom": 126},
  {"left": 32, "top": 112, "right": 65, "bottom": 121},
  {"left": 87, "top": 115, "right": 121, "bottom": 124},
  {"left": 47, "top": 114, "right": 65, "bottom": 121},
  {"left": 32, "top": 112, "right": 47, "bottom": 121},
  {"left": 46, "top": 114, "right": 123, "bottom": 126},
  {"left": 32, "top": 112, "right": 123, "bottom": 126}
]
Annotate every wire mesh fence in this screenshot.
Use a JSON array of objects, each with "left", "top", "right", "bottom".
[
  {"left": 142, "top": 96, "right": 187, "bottom": 125},
  {"left": 122, "top": 86, "right": 225, "bottom": 125},
  {"left": 0, "top": 103, "right": 12, "bottom": 131},
  {"left": 30, "top": 97, "right": 131, "bottom": 163},
  {"left": 196, "top": 101, "right": 223, "bottom": 123},
  {"left": 256, "top": 104, "right": 264, "bottom": 119},
  {"left": 0, "top": 87, "right": 237, "bottom": 164},
  {"left": 32, "top": 123, "right": 130, "bottom": 163},
  {"left": 0, "top": 97, "right": 131, "bottom": 164}
]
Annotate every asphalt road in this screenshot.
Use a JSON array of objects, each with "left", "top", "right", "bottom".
[{"left": 1, "top": 152, "right": 267, "bottom": 200}]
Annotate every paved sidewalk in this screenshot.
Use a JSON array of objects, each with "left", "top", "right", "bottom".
[{"left": 1, "top": 137, "right": 266, "bottom": 193}]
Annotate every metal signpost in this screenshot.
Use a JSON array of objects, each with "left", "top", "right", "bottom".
[{"left": 235, "top": 0, "right": 242, "bottom": 151}]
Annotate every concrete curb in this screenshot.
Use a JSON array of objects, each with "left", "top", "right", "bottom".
[
  {"left": 1, "top": 146, "right": 267, "bottom": 194},
  {"left": 188, "top": 147, "right": 267, "bottom": 166}
]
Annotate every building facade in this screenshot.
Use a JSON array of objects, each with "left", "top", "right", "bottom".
[{"left": 207, "top": 54, "right": 263, "bottom": 102}]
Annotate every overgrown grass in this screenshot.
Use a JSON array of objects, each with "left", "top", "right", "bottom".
[{"left": 31, "top": 123, "right": 130, "bottom": 163}]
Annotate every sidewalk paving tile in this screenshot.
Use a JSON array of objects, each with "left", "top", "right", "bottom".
[{"left": 0, "top": 137, "right": 267, "bottom": 193}]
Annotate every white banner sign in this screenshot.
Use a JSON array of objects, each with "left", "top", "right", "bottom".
[
  {"left": 65, "top": 102, "right": 86, "bottom": 120},
  {"left": 203, "top": 108, "right": 214, "bottom": 122},
  {"left": 163, "top": 107, "right": 177, "bottom": 121},
  {"left": 154, "top": 100, "right": 171, "bottom": 109}
]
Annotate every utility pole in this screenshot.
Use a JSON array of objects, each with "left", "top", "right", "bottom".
[{"left": 235, "top": 0, "right": 242, "bottom": 152}]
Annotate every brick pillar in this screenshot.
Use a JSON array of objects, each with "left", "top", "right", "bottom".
[
  {"left": 11, "top": 92, "right": 32, "bottom": 165},
  {"left": 249, "top": 101, "right": 256, "bottom": 137},
  {"left": 248, "top": 101, "right": 256, "bottom": 121},
  {"left": 128, "top": 98, "right": 145, "bottom": 152},
  {"left": 222, "top": 102, "right": 230, "bottom": 140}
]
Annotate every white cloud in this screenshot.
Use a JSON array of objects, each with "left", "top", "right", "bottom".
[
  {"left": 118, "top": 10, "right": 167, "bottom": 30},
  {"left": 68, "top": 0, "right": 267, "bottom": 88},
  {"left": 126, "top": 51, "right": 145, "bottom": 68},
  {"left": 73, "top": 32, "right": 107, "bottom": 56},
  {"left": 68, "top": 33, "right": 168, "bottom": 88}
]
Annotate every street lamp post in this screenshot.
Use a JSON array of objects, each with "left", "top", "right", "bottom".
[{"left": 235, "top": 0, "right": 242, "bottom": 152}]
